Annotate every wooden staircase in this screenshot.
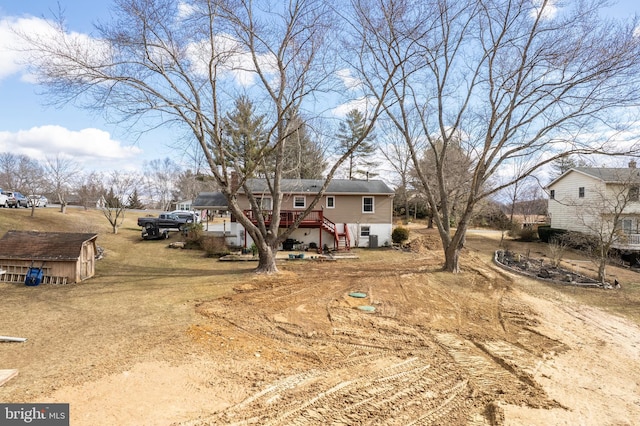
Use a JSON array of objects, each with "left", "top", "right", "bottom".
[{"left": 322, "top": 217, "right": 350, "bottom": 251}]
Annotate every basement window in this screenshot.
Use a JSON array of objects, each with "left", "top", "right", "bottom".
[{"left": 360, "top": 226, "right": 370, "bottom": 237}]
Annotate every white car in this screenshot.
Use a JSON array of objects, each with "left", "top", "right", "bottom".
[
  {"left": 28, "top": 195, "right": 48, "bottom": 207},
  {"left": 0, "top": 191, "right": 8, "bottom": 208}
]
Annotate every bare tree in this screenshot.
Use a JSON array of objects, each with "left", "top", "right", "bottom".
[
  {"left": 351, "top": 0, "right": 640, "bottom": 272},
  {"left": 20, "top": 0, "right": 398, "bottom": 273},
  {"left": 142, "top": 158, "right": 181, "bottom": 211},
  {"left": 44, "top": 155, "right": 81, "bottom": 213},
  {"left": 76, "top": 171, "right": 105, "bottom": 210},
  {"left": 378, "top": 121, "right": 414, "bottom": 223},
  {"left": 99, "top": 170, "right": 140, "bottom": 234},
  {"left": 21, "top": 160, "right": 47, "bottom": 217}
]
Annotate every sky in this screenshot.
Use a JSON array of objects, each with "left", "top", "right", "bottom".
[{"left": 0, "top": 0, "right": 639, "bottom": 175}]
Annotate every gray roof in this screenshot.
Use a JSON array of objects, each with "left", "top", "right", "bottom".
[
  {"left": 573, "top": 167, "right": 640, "bottom": 183},
  {"left": 192, "top": 192, "right": 229, "bottom": 209},
  {"left": 242, "top": 178, "right": 395, "bottom": 195}
]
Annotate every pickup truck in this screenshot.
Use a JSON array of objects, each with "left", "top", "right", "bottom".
[{"left": 137, "top": 213, "right": 192, "bottom": 231}]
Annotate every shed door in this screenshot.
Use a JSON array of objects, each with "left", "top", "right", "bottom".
[{"left": 80, "top": 242, "right": 95, "bottom": 279}]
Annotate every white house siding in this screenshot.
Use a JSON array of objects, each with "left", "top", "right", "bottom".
[
  {"left": 548, "top": 171, "right": 604, "bottom": 233},
  {"left": 548, "top": 169, "right": 640, "bottom": 238},
  {"left": 220, "top": 223, "right": 392, "bottom": 250}
]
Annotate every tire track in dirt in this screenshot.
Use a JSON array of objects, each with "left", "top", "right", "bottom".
[{"left": 186, "top": 250, "right": 568, "bottom": 425}]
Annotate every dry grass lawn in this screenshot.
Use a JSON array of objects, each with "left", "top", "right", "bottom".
[{"left": 0, "top": 207, "right": 639, "bottom": 425}]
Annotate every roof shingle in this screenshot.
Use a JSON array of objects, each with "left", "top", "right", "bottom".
[{"left": 0, "top": 231, "right": 98, "bottom": 261}]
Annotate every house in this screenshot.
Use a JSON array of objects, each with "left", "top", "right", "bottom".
[
  {"left": 546, "top": 161, "right": 640, "bottom": 250},
  {"left": 173, "top": 199, "right": 193, "bottom": 211},
  {"left": 196, "top": 178, "right": 395, "bottom": 250},
  {"left": 0, "top": 231, "right": 99, "bottom": 284}
]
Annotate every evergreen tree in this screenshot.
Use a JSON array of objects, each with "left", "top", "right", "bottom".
[
  {"left": 335, "top": 109, "right": 378, "bottom": 179},
  {"left": 281, "top": 111, "right": 326, "bottom": 179},
  {"left": 222, "top": 96, "right": 267, "bottom": 177},
  {"left": 127, "top": 188, "right": 145, "bottom": 209}
]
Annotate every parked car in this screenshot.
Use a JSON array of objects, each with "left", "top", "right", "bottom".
[
  {"left": 27, "top": 195, "right": 48, "bottom": 207},
  {"left": 0, "top": 191, "right": 8, "bottom": 208},
  {"left": 170, "top": 210, "right": 200, "bottom": 223},
  {"left": 2, "top": 191, "right": 18, "bottom": 208},
  {"left": 13, "top": 192, "right": 28, "bottom": 208}
]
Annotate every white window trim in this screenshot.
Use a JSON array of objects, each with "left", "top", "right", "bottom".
[
  {"left": 293, "top": 195, "right": 306, "bottom": 209},
  {"left": 326, "top": 195, "right": 335, "bottom": 209},
  {"left": 360, "top": 225, "right": 371, "bottom": 237},
  {"left": 362, "top": 196, "right": 374, "bottom": 213}
]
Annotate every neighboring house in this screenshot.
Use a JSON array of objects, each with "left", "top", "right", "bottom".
[
  {"left": 546, "top": 162, "right": 640, "bottom": 250},
  {"left": 0, "top": 231, "right": 98, "bottom": 284},
  {"left": 196, "top": 178, "right": 395, "bottom": 250},
  {"left": 174, "top": 199, "right": 193, "bottom": 211}
]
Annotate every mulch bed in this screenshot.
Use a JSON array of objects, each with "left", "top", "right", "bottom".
[{"left": 494, "top": 250, "right": 605, "bottom": 288}]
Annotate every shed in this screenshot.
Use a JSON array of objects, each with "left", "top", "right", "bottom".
[{"left": 0, "top": 231, "right": 98, "bottom": 284}]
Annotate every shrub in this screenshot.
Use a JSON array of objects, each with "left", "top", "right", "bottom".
[
  {"left": 391, "top": 226, "right": 410, "bottom": 244},
  {"left": 200, "top": 235, "right": 230, "bottom": 257},
  {"left": 537, "top": 225, "right": 566, "bottom": 243},
  {"left": 517, "top": 226, "right": 538, "bottom": 242}
]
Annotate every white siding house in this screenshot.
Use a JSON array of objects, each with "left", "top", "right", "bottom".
[{"left": 546, "top": 163, "right": 640, "bottom": 250}]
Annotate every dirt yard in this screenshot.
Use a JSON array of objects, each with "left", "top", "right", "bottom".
[{"left": 1, "top": 220, "right": 640, "bottom": 425}]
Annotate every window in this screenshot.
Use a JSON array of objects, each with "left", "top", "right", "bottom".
[
  {"left": 549, "top": 190, "right": 555, "bottom": 200},
  {"left": 622, "top": 219, "right": 633, "bottom": 234},
  {"left": 326, "top": 196, "right": 335, "bottom": 208},
  {"left": 630, "top": 186, "right": 639, "bottom": 202},
  {"left": 360, "top": 226, "right": 370, "bottom": 237},
  {"left": 293, "top": 195, "right": 306, "bottom": 209},
  {"left": 578, "top": 187, "right": 585, "bottom": 198},
  {"left": 256, "top": 197, "right": 272, "bottom": 210},
  {"left": 362, "top": 196, "right": 374, "bottom": 213}
]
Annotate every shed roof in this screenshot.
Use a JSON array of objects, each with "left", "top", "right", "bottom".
[
  {"left": 192, "top": 192, "right": 229, "bottom": 209},
  {"left": 0, "top": 231, "right": 98, "bottom": 261}
]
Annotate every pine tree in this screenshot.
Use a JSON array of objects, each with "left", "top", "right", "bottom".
[
  {"left": 281, "top": 111, "right": 326, "bottom": 179},
  {"left": 335, "top": 109, "right": 378, "bottom": 179},
  {"left": 222, "top": 96, "right": 267, "bottom": 177},
  {"left": 127, "top": 188, "right": 145, "bottom": 209}
]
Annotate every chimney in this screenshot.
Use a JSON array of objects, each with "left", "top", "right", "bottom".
[{"left": 630, "top": 160, "right": 637, "bottom": 169}]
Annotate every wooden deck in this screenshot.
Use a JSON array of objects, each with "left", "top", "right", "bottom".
[{"left": 239, "top": 210, "right": 324, "bottom": 227}]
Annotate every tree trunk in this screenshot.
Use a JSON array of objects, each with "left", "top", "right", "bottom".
[
  {"left": 442, "top": 222, "right": 468, "bottom": 273},
  {"left": 254, "top": 243, "right": 278, "bottom": 274},
  {"left": 598, "top": 259, "right": 607, "bottom": 284},
  {"left": 443, "top": 242, "right": 461, "bottom": 273}
]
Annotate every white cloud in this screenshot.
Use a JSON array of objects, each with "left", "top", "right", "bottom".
[
  {"left": 331, "top": 97, "right": 374, "bottom": 117},
  {"left": 186, "top": 33, "right": 277, "bottom": 87},
  {"left": 336, "top": 69, "right": 363, "bottom": 91},
  {"left": 0, "top": 126, "right": 143, "bottom": 170},
  {"left": 0, "top": 16, "right": 47, "bottom": 80},
  {"left": 530, "top": 0, "right": 558, "bottom": 20}
]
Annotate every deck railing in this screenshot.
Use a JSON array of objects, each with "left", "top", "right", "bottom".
[{"left": 241, "top": 209, "right": 324, "bottom": 227}]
